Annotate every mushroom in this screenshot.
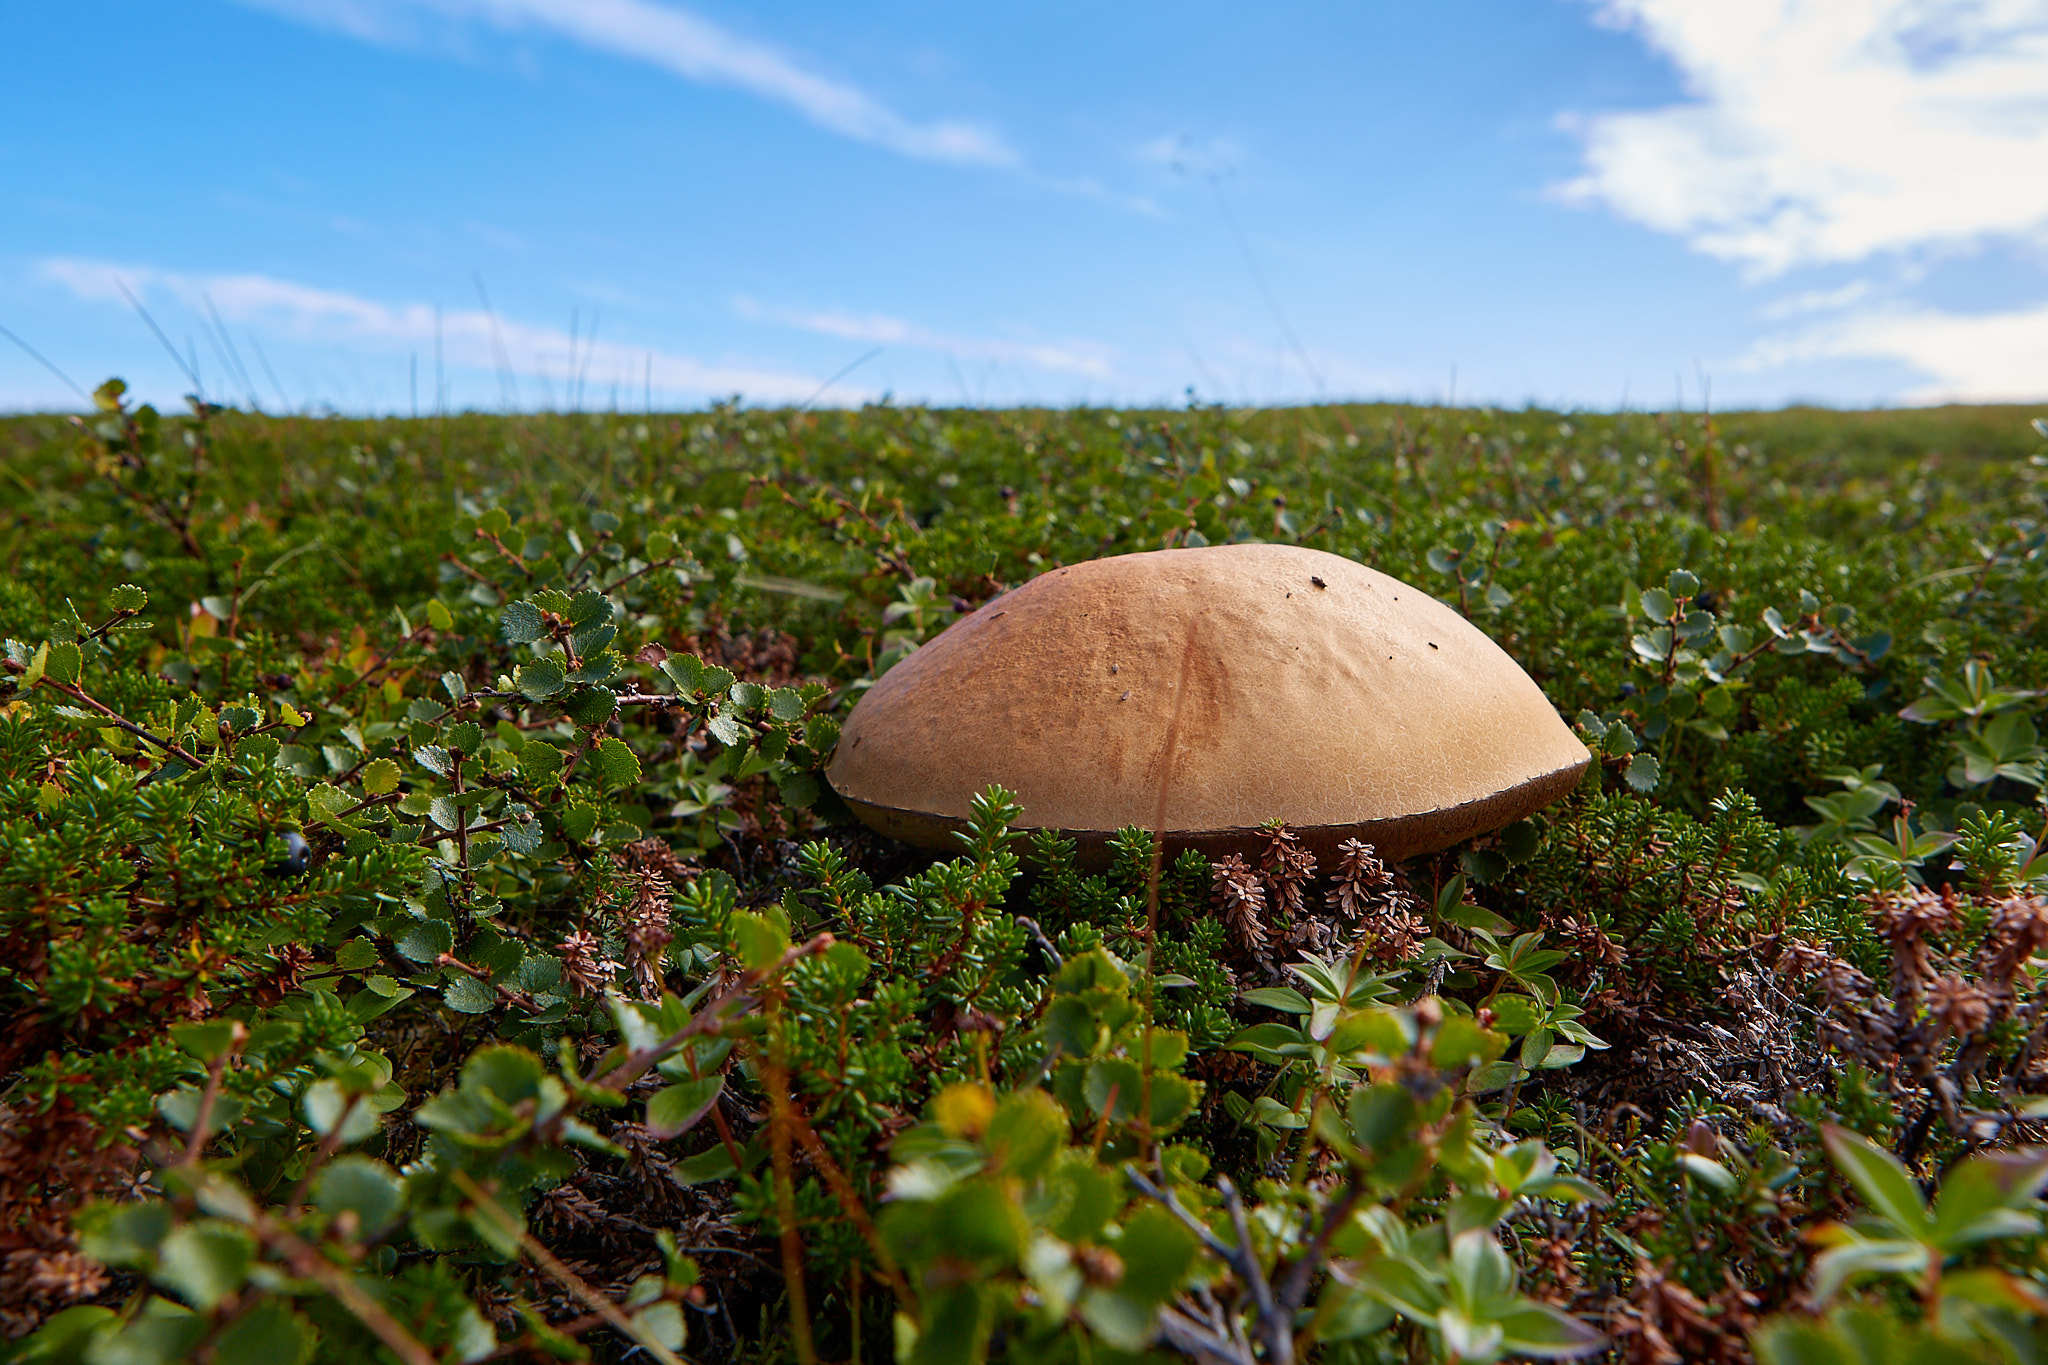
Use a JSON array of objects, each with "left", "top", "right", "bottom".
[{"left": 827, "top": 543, "right": 1589, "bottom": 864}]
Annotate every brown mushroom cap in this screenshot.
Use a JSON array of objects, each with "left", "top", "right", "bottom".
[{"left": 827, "top": 543, "right": 1590, "bottom": 863}]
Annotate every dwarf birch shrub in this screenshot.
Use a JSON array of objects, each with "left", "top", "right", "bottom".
[{"left": 1, "top": 388, "right": 2046, "bottom": 1361}]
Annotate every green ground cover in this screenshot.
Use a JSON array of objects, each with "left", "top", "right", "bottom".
[{"left": 2, "top": 387, "right": 2047, "bottom": 1364}]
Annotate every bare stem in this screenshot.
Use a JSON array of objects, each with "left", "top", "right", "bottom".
[{"left": 452, "top": 1169, "right": 685, "bottom": 1365}]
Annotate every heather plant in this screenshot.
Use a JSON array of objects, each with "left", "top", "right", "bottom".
[{"left": 1, "top": 386, "right": 2047, "bottom": 1362}]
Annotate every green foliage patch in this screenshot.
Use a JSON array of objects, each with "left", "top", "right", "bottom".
[{"left": 2, "top": 387, "right": 2047, "bottom": 1362}]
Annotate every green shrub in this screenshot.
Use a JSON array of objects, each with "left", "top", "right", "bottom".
[{"left": 1, "top": 387, "right": 2046, "bottom": 1361}]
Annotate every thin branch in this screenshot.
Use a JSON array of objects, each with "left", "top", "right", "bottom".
[
  {"left": 180, "top": 1031, "right": 243, "bottom": 1164},
  {"left": 1014, "top": 915, "right": 1064, "bottom": 966},
  {"left": 1219, "top": 1175, "right": 1291, "bottom": 1365},
  {"left": 41, "top": 680, "right": 207, "bottom": 768},
  {"left": 115, "top": 278, "right": 204, "bottom": 396},
  {"left": 763, "top": 1022, "right": 818, "bottom": 1365},
  {"left": 1155, "top": 1306, "right": 1259, "bottom": 1365},
  {"left": 0, "top": 320, "right": 91, "bottom": 403},
  {"left": 586, "top": 934, "right": 836, "bottom": 1093},
  {"left": 1124, "top": 1166, "right": 1238, "bottom": 1265},
  {"left": 453, "top": 1170, "right": 686, "bottom": 1365},
  {"left": 1274, "top": 1176, "right": 1366, "bottom": 1315},
  {"left": 797, "top": 347, "right": 881, "bottom": 413},
  {"left": 782, "top": 1098, "right": 912, "bottom": 1302},
  {"left": 262, "top": 1221, "right": 440, "bottom": 1365}
]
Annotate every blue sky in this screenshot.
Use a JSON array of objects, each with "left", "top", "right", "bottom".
[{"left": 4, "top": 0, "right": 2046, "bottom": 413}]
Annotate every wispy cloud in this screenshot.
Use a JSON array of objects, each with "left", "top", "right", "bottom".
[
  {"left": 1555, "top": 0, "right": 2048, "bottom": 275},
  {"left": 234, "top": 0, "right": 1016, "bottom": 167},
  {"left": 1757, "top": 279, "right": 1874, "bottom": 321},
  {"left": 1741, "top": 297, "right": 2048, "bottom": 403},
  {"left": 1031, "top": 173, "right": 1166, "bottom": 219},
  {"left": 1191, "top": 335, "right": 1413, "bottom": 405},
  {"left": 732, "top": 296, "right": 1117, "bottom": 379},
  {"left": 37, "top": 257, "right": 864, "bottom": 406}
]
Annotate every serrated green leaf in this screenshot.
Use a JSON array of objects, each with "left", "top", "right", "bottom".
[
  {"left": 519, "top": 741, "right": 564, "bottom": 786},
  {"left": 515, "top": 656, "right": 567, "bottom": 701},
  {"left": 591, "top": 737, "right": 641, "bottom": 790},
  {"left": 500, "top": 601, "right": 546, "bottom": 644},
  {"left": 564, "top": 685, "right": 618, "bottom": 727},
  {"left": 44, "top": 640, "right": 82, "bottom": 686},
  {"left": 392, "top": 917, "right": 455, "bottom": 964},
  {"left": 560, "top": 803, "right": 600, "bottom": 843},
  {"left": 443, "top": 973, "right": 496, "bottom": 1014},
  {"left": 360, "top": 757, "right": 401, "bottom": 796}
]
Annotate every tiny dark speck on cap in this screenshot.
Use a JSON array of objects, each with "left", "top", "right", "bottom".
[
  {"left": 1428, "top": 642, "right": 1439, "bottom": 649},
  {"left": 1311, "top": 576, "right": 1326, "bottom": 589}
]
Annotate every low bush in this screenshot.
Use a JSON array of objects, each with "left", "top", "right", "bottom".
[{"left": 1, "top": 386, "right": 2046, "bottom": 1363}]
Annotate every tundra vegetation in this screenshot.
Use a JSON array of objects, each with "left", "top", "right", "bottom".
[{"left": 2, "top": 386, "right": 2047, "bottom": 1365}]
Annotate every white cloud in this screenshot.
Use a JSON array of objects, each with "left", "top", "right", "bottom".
[
  {"left": 1032, "top": 173, "right": 1166, "bottom": 219},
  {"left": 1740, "top": 298, "right": 2048, "bottom": 402},
  {"left": 1757, "top": 279, "right": 1874, "bottom": 320},
  {"left": 733, "top": 296, "right": 1117, "bottom": 379},
  {"left": 234, "top": 0, "right": 1015, "bottom": 167},
  {"left": 37, "top": 257, "right": 864, "bottom": 406},
  {"left": 1190, "top": 335, "right": 1413, "bottom": 404},
  {"left": 1556, "top": 0, "right": 2048, "bottom": 274}
]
